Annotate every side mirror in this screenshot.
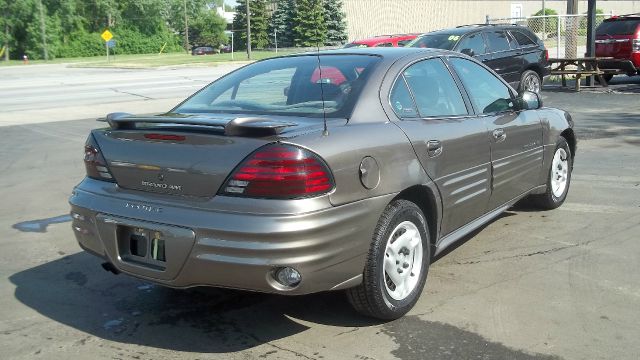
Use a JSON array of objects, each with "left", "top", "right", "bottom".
[
  {"left": 460, "top": 48, "right": 475, "bottom": 57},
  {"left": 517, "top": 90, "right": 543, "bottom": 110},
  {"left": 283, "top": 86, "right": 290, "bottom": 97}
]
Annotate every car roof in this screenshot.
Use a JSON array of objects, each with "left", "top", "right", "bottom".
[
  {"left": 290, "top": 47, "right": 456, "bottom": 60},
  {"left": 418, "top": 24, "right": 522, "bottom": 37},
  {"left": 349, "top": 34, "right": 419, "bottom": 44}
]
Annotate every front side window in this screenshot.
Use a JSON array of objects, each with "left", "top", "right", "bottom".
[
  {"left": 176, "top": 55, "right": 380, "bottom": 118},
  {"left": 485, "top": 31, "right": 512, "bottom": 52},
  {"left": 402, "top": 58, "right": 468, "bottom": 117},
  {"left": 455, "top": 33, "right": 486, "bottom": 55},
  {"left": 450, "top": 58, "right": 514, "bottom": 114}
]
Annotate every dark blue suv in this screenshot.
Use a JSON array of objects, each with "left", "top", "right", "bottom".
[{"left": 409, "top": 24, "right": 551, "bottom": 93}]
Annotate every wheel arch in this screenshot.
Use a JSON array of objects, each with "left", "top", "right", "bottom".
[
  {"left": 560, "top": 128, "right": 577, "bottom": 159},
  {"left": 392, "top": 185, "right": 441, "bottom": 249}
]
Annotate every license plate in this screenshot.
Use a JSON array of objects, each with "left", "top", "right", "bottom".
[{"left": 121, "top": 227, "right": 166, "bottom": 264}]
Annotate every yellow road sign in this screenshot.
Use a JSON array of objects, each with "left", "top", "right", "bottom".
[{"left": 101, "top": 30, "right": 113, "bottom": 42}]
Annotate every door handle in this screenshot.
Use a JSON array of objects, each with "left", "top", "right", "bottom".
[
  {"left": 492, "top": 128, "right": 506, "bottom": 142},
  {"left": 426, "top": 140, "right": 442, "bottom": 157}
]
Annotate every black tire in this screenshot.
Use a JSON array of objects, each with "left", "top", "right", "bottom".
[
  {"left": 597, "top": 74, "right": 614, "bottom": 84},
  {"left": 346, "top": 199, "right": 430, "bottom": 320},
  {"left": 530, "top": 137, "right": 572, "bottom": 210},
  {"left": 519, "top": 70, "right": 542, "bottom": 94}
]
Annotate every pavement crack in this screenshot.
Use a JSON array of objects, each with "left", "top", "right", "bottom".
[
  {"left": 335, "top": 327, "right": 359, "bottom": 336},
  {"left": 247, "top": 333, "right": 316, "bottom": 359},
  {"left": 110, "top": 88, "right": 154, "bottom": 100}
]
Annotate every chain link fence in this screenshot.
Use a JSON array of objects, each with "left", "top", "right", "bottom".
[{"left": 487, "top": 13, "right": 612, "bottom": 59}]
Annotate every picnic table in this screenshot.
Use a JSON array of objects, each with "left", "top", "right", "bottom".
[{"left": 548, "top": 57, "right": 608, "bottom": 91}]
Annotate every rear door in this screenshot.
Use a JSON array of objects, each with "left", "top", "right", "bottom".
[
  {"left": 390, "top": 57, "right": 492, "bottom": 236},
  {"left": 449, "top": 57, "right": 543, "bottom": 210},
  {"left": 484, "top": 30, "right": 521, "bottom": 84}
]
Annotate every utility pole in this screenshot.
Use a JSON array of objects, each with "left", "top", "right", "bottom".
[
  {"left": 246, "top": 0, "right": 251, "bottom": 60},
  {"left": 566, "top": 0, "right": 579, "bottom": 58},
  {"left": 4, "top": 22, "right": 9, "bottom": 61},
  {"left": 37, "top": 0, "right": 48, "bottom": 60},
  {"left": 585, "top": 0, "right": 597, "bottom": 86},
  {"left": 184, "top": 0, "right": 190, "bottom": 53}
]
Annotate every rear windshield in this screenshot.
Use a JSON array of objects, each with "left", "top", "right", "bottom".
[
  {"left": 408, "top": 34, "right": 459, "bottom": 50},
  {"left": 596, "top": 19, "right": 640, "bottom": 35},
  {"left": 175, "top": 55, "right": 380, "bottom": 118}
]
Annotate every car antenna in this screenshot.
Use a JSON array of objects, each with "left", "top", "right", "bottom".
[{"left": 315, "top": 27, "right": 329, "bottom": 136}]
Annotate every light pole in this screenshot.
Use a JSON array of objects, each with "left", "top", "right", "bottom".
[{"left": 246, "top": 0, "right": 251, "bottom": 60}]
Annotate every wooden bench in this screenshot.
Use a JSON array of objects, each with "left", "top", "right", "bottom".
[{"left": 549, "top": 57, "right": 607, "bottom": 91}]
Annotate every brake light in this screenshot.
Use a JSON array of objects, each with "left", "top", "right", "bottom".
[
  {"left": 144, "top": 133, "right": 186, "bottom": 141},
  {"left": 544, "top": 49, "right": 549, "bottom": 61},
  {"left": 220, "top": 144, "right": 334, "bottom": 199},
  {"left": 84, "top": 134, "right": 115, "bottom": 182}
]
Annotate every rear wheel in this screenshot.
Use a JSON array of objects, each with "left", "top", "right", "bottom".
[
  {"left": 530, "top": 137, "right": 572, "bottom": 210},
  {"left": 347, "top": 200, "right": 430, "bottom": 320},
  {"left": 519, "top": 70, "right": 542, "bottom": 93},
  {"left": 597, "top": 74, "right": 614, "bottom": 84}
]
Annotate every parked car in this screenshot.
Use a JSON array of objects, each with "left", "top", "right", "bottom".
[
  {"left": 596, "top": 14, "right": 640, "bottom": 82},
  {"left": 191, "top": 46, "right": 216, "bottom": 55},
  {"left": 343, "top": 34, "right": 419, "bottom": 48},
  {"left": 70, "top": 48, "right": 575, "bottom": 320},
  {"left": 409, "top": 24, "right": 550, "bottom": 93},
  {"left": 220, "top": 44, "right": 232, "bottom": 53}
]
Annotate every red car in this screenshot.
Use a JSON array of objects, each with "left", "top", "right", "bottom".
[
  {"left": 343, "top": 34, "right": 419, "bottom": 48},
  {"left": 596, "top": 14, "right": 640, "bottom": 81}
]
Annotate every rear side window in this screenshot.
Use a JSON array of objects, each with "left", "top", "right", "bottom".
[
  {"left": 596, "top": 19, "right": 640, "bottom": 35},
  {"left": 376, "top": 42, "right": 394, "bottom": 47},
  {"left": 456, "top": 33, "right": 486, "bottom": 55},
  {"left": 511, "top": 30, "right": 537, "bottom": 47},
  {"left": 389, "top": 78, "right": 418, "bottom": 118},
  {"left": 485, "top": 31, "right": 512, "bottom": 52},
  {"left": 402, "top": 58, "right": 468, "bottom": 117},
  {"left": 397, "top": 39, "right": 413, "bottom": 46}
]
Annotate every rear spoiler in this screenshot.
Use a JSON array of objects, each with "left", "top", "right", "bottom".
[{"left": 99, "top": 112, "right": 297, "bottom": 137}]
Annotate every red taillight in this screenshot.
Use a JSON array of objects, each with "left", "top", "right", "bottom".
[
  {"left": 220, "top": 144, "right": 334, "bottom": 199},
  {"left": 144, "top": 133, "right": 186, "bottom": 141},
  {"left": 84, "top": 134, "right": 115, "bottom": 182},
  {"left": 544, "top": 49, "right": 549, "bottom": 61}
]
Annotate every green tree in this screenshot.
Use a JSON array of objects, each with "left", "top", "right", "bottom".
[
  {"left": 269, "top": 0, "right": 295, "bottom": 48},
  {"left": 232, "top": 0, "right": 269, "bottom": 50},
  {"left": 293, "top": 0, "right": 326, "bottom": 47},
  {"left": 323, "top": 0, "right": 347, "bottom": 46},
  {"left": 190, "top": 10, "right": 228, "bottom": 48}
]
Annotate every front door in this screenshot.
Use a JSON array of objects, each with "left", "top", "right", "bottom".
[
  {"left": 449, "top": 57, "right": 544, "bottom": 210},
  {"left": 389, "top": 57, "right": 492, "bottom": 236}
]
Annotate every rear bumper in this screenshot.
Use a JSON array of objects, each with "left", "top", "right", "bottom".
[{"left": 69, "top": 178, "right": 392, "bottom": 295}]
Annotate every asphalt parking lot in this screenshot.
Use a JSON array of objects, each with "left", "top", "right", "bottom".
[{"left": 1, "top": 65, "right": 639, "bottom": 360}]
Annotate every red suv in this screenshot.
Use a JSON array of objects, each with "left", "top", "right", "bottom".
[
  {"left": 343, "top": 34, "right": 418, "bottom": 48},
  {"left": 596, "top": 15, "right": 640, "bottom": 81}
]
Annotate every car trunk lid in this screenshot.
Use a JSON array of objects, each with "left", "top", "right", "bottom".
[{"left": 93, "top": 112, "right": 339, "bottom": 198}]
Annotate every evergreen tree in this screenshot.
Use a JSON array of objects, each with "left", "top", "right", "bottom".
[
  {"left": 268, "top": 0, "right": 295, "bottom": 48},
  {"left": 232, "top": 0, "right": 269, "bottom": 50},
  {"left": 323, "top": 0, "right": 347, "bottom": 46},
  {"left": 293, "top": 0, "right": 326, "bottom": 47}
]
